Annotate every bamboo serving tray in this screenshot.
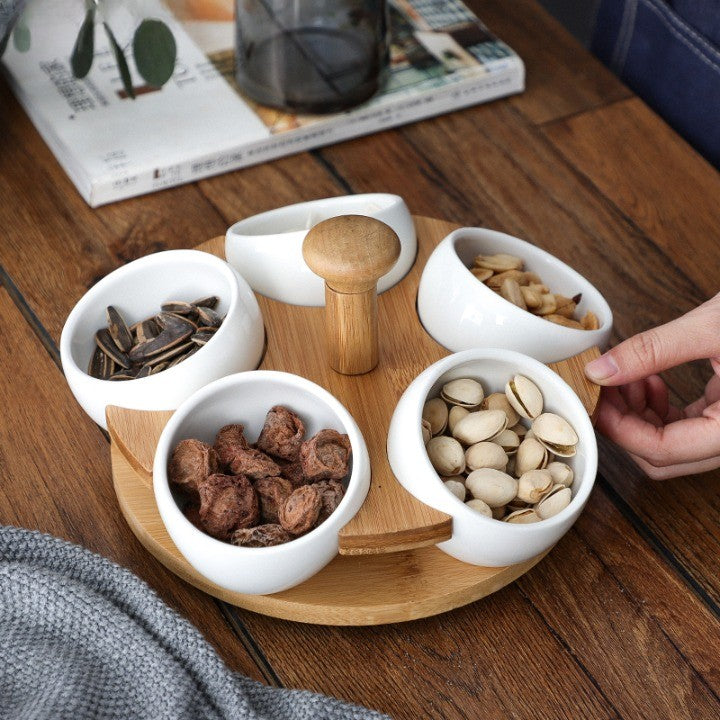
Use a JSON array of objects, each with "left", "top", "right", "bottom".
[{"left": 108, "top": 216, "right": 600, "bottom": 625}]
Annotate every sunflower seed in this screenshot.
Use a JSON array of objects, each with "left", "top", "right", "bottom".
[
  {"left": 106, "top": 306, "right": 133, "bottom": 353},
  {"left": 191, "top": 328, "right": 217, "bottom": 346},
  {"left": 191, "top": 295, "right": 218, "bottom": 309},
  {"left": 135, "top": 319, "right": 159, "bottom": 344},
  {"left": 195, "top": 305, "right": 222, "bottom": 327},
  {"left": 161, "top": 300, "right": 196, "bottom": 315},
  {"left": 96, "top": 328, "right": 131, "bottom": 369},
  {"left": 144, "top": 341, "right": 194, "bottom": 366},
  {"left": 135, "top": 364, "right": 152, "bottom": 379}
]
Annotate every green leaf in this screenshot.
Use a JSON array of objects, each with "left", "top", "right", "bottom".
[
  {"left": 12, "top": 21, "right": 30, "bottom": 52},
  {"left": 132, "top": 19, "right": 176, "bottom": 87},
  {"left": 103, "top": 22, "right": 135, "bottom": 99},
  {"left": 71, "top": 6, "right": 95, "bottom": 78}
]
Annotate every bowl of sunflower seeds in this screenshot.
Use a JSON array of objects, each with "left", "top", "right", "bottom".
[{"left": 60, "top": 249, "right": 264, "bottom": 429}]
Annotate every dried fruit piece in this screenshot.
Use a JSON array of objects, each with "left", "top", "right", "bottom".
[
  {"left": 300, "top": 429, "right": 352, "bottom": 482},
  {"left": 279, "top": 484, "right": 322, "bottom": 535},
  {"left": 277, "top": 459, "right": 306, "bottom": 489},
  {"left": 214, "top": 424, "right": 250, "bottom": 467},
  {"left": 198, "top": 473, "right": 259, "bottom": 539},
  {"left": 315, "top": 479, "right": 345, "bottom": 521},
  {"left": 168, "top": 438, "right": 219, "bottom": 500},
  {"left": 231, "top": 524, "right": 293, "bottom": 547},
  {"left": 254, "top": 475, "right": 293, "bottom": 523},
  {"left": 256, "top": 405, "right": 306, "bottom": 461}
]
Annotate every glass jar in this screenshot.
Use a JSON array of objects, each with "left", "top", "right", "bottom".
[{"left": 235, "top": 0, "right": 389, "bottom": 114}]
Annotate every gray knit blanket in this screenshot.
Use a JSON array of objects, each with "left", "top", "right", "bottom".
[{"left": 0, "top": 526, "right": 389, "bottom": 720}]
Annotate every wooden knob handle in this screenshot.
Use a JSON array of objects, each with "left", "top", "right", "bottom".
[{"left": 303, "top": 215, "right": 401, "bottom": 375}]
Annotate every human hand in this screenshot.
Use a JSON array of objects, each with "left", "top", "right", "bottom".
[{"left": 584, "top": 294, "right": 720, "bottom": 479}]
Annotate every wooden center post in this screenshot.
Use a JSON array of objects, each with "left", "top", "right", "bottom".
[{"left": 302, "top": 215, "right": 401, "bottom": 375}]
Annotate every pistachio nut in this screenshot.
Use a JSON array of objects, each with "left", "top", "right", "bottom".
[
  {"left": 443, "top": 479, "right": 467, "bottom": 502},
  {"left": 422, "top": 397, "right": 448, "bottom": 436},
  {"left": 535, "top": 485, "right": 572, "bottom": 519},
  {"left": 421, "top": 418, "right": 432, "bottom": 445},
  {"left": 505, "top": 455, "right": 517, "bottom": 477},
  {"left": 465, "top": 498, "right": 492, "bottom": 517},
  {"left": 465, "top": 441, "right": 509, "bottom": 472},
  {"left": 517, "top": 469, "right": 553, "bottom": 503},
  {"left": 448, "top": 405, "right": 470, "bottom": 434},
  {"left": 531, "top": 413, "right": 579, "bottom": 457},
  {"left": 511, "top": 423, "right": 528, "bottom": 438},
  {"left": 505, "top": 375, "right": 543, "bottom": 420},
  {"left": 492, "top": 428, "right": 520, "bottom": 455},
  {"left": 465, "top": 468, "right": 518, "bottom": 508},
  {"left": 483, "top": 392, "right": 520, "bottom": 427},
  {"left": 505, "top": 508, "right": 541, "bottom": 524},
  {"left": 452, "top": 410, "right": 507, "bottom": 446},
  {"left": 441, "top": 377, "right": 485, "bottom": 408},
  {"left": 515, "top": 437, "right": 549, "bottom": 476},
  {"left": 426, "top": 436, "right": 466, "bottom": 476},
  {"left": 546, "top": 461, "right": 573, "bottom": 487}
]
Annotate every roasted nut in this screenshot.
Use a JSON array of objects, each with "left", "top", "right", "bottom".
[
  {"left": 471, "top": 267, "right": 493, "bottom": 282},
  {"left": 423, "top": 397, "right": 449, "bottom": 435},
  {"left": 441, "top": 378, "right": 485, "bottom": 408},
  {"left": 500, "top": 278, "right": 527, "bottom": 310},
  {"left": 466, "top": 498, "right": 492, "bottom": 517},
  {"left": 452, "top": 410, "right": 507, "bottom": 445},
  {"left": 475, "top": 253, "right": 524, "bottom": 272},
  {"left": 279, "top": 484, "right": 322, "bottom": 535},
  {"left": 198, "top": 473, "right": 259, "bottom": 540},
  {"left": 254, "top": 475, "right": 293, "bottom": 523},
  {"left": 256, "top": 405, "right": 306, "bottom": 461},
  {"left": 443, "top": 478, "right": 467, "bottom": 502},
  {"left": 230, "top": 524, "right": 293, "bottom": 547},
  {"left": 300, "top": 429, "right": 352, "bottom": 482},
  {"left": 465, "top": 441, "right": 508, "bottom": 472},
  {"left": 465, "top": 468, "right": 518, "bottom": 508},
  {"left": 545, "top": 314, "right": 584, "bottom": 330},
  {"left": 581, "top": 311, "right": 600, "bottom": 330},
  {"left": 168, "top": 438, "right": 219, "bottom": 500},
  {"left": 426, "top": 436, "right": 466, "bottom": 476},
  {"left": 516, "top": 469, "right": 553, "bottom": 503}
]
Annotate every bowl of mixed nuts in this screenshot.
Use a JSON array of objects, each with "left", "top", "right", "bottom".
[
  {"left": 153, "top": 370, "right": 370, "bottom": 595},
  {"left": 60, "top": 250, "right": 264, "bottom": 429},
  {"left": 417, "top": 227, "right": 613, "bottom": 363},
  {"left": 388, "top": 348, "right": 598, "bottom": 567}
]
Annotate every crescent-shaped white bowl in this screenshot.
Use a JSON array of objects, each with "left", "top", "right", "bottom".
[
  {"left": 388, "top": 349, "right": 598, "bottom": 567},
  {"left": 417, "top": 227, "right": 612, "bottom": 363},
  {"left": 60, "top": 250, "right": 264, "bottom": 429},
  {"left": 225, "top": 193, "right": 416, "bottom": 306},
  {"left": 153, "top": 371, "right": 371, "bottom": 595}
]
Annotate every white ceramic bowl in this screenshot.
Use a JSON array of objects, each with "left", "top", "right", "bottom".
[
  {"left": 225, "top": 193, "right": 416, "bottom": 306},
  {"left": 417, "top": 227, "right": 612, "bottom": 363},
  {"left": 60, "top": 250, "right": 264, "bottom": 430},
  {"left": 153, "top": 370, "right": 371, "bottom": 595},
  {"left": 387, "top": 349, "right": 597, "bottom": 567}
]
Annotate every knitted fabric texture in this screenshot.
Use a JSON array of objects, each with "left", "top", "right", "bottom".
[{"left": 0, "top": 525, "right": 389, "bottom": 720}]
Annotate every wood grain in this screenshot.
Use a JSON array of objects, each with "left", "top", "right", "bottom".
[
  {"left": 0, "top": 288, "right": 263, "bottom": 680},
  {"left": 112, "top": 443, "right": 547, "bottom": 625}
]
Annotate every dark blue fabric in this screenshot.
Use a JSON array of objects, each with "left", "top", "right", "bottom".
[{"left": 592, "top": 0, "right": 720, "bottom": 168}]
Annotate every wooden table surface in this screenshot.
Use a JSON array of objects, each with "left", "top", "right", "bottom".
[{"left": 2, "top": 1, "right": 719, "bottom": 717}]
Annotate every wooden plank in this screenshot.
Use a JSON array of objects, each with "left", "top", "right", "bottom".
[
  {"left": 466, "top": 0, "right": 631, "bottom": 125},
  {"left": 541, "top": 98, "right": 720, "bottom": 607},
  {"left": 0, "top": 79, "right": 342, "bottom": 343},
  {"left": 234, "top": 484, "right": 720, "bottom": 719},
  {"left": 0, "top": 288, "right": 264, "bottom": 680}
]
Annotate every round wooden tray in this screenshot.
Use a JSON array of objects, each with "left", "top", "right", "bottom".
[{"left": 108, "top": 216, "right": 599, "bottom": 625}]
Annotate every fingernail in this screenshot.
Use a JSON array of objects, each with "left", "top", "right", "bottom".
[{"left": 585, "top": 353, "right": 619, "bottom": 382}]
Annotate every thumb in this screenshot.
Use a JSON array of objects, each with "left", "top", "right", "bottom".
[{"left": 585, "top": 295, "right": 720, "bottom": 386}]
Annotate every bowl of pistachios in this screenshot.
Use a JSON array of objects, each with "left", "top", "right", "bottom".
[
  {"left": 417, "top": 227, "right": 613, "bottom": 363},
  {"left": 60, "top": 249, "right": 264, "bottom": 429},
  {"left": 387, "top": 348, "right": 597, "bottom": 567}
]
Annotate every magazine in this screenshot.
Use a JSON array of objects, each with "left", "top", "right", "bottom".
[{"left": 1, "top": 0, "right": 524, "bottom": 206}]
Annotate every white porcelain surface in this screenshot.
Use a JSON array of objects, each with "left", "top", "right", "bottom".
[
  {"left": 153, "top": 371, "right": 371, "bottom": 595},
  {"left": 60, "top": 250, "right": 264, "bottom": 430},
  {"left": 387, "top": 349, "right": 598, "bottom": 567},
  {"left": 225, "top": 193, "right": 416, "bottom": 306},
  {"left": 417, "top": 227, "right": 613, "bottom": 363}
]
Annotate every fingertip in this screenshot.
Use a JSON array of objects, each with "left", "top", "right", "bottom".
[{"left": 585, "top": 352, "right": 620, "bottom": 384}]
